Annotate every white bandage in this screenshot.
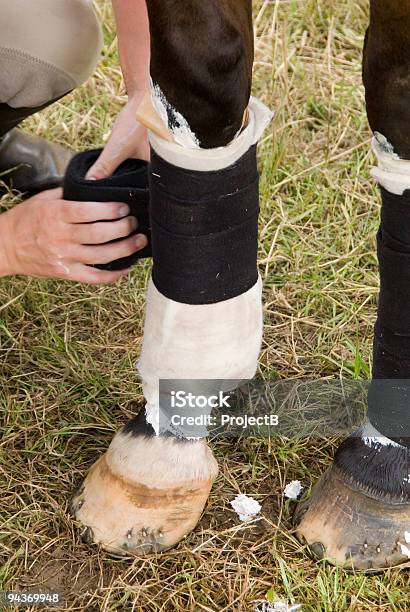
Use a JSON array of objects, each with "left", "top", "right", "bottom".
[
  {"left": 148, "top": 96, "right": 273, "bottom": 172},
  {"left": 371, "top": 132, "right": 410, "bottom": 195},
  {"left": 138, "top": 277, "right": 263, "bottom": 434},
  {"left": 137, "top": 96, "right": 272, "bottom": 435}
]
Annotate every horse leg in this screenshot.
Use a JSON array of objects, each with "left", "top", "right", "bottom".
[
  {"left": 70, "top": 0, "right": 271, "bottom": 556},
  {"left": 294, "top": 0, "right": 410, "bottom": 571}
]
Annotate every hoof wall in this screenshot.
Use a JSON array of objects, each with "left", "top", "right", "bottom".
[
  {"left": 294, "top": 466, "right": 410, "bottom": 571},
  {"left": 70, "top": 452, "right": 215, "bottom": 558}
]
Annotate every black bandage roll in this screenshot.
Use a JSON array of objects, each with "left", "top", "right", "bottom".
[{"left": 63, "top": 149, "right": 151, "bottom": 271}]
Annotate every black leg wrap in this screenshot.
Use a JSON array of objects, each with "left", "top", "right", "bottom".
[
  {"left": 63, "top": 149, "right": 152, "bottom": 271},
  {"left": 149, "top": 145, "right": 259, "bottom": 304},
  {"left": 368, "top": 186, "right": 410, "bottom": 447}
]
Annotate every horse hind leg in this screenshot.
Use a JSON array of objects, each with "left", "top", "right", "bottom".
[{"left": 294, "top": 0, "right": 410, "bottom": 572}]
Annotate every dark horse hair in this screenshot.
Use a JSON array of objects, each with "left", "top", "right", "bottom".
[
  {"left": 145, "top": 0, "right": 254, "bottom": 148},
  {"left": 364, "top": 2, "right": 410, "bottom": 158},
  {"left": 334, "top": 433, "right": 410, "bottom": 502}
]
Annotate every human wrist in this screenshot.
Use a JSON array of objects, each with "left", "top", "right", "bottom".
[{"left": 127, "top": 88, "right": 148, "bottom": 107}]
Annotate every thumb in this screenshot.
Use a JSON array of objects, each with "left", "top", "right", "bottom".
[{"left": 86, "top": 145, "right": 126, "bottom": 180}]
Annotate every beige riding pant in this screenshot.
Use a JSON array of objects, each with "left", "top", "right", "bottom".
[{"left": 0, "top": 0, "right": 103, "bottom": 109}]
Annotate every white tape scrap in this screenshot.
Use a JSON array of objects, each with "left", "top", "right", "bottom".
[
  {"left": 283, "top": 480, "right": 303, "bottom": 500},
  {"left": 371, "top": 132, "right": 410, "bottom": 195},
  {"left": 230, "top": 493, "right": 262, "bottom": 522}
]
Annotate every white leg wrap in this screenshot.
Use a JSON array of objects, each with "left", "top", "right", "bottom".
[
  {"left": 138, "top": 96, "right": 272, "bottom": 435},
  {"left": 148, "top": 96, "right": 272, "bottom": 171},
  {"left": 371, "top": 132, "right": 410, "bottom": 194},
  {"left": 139, "top": 277, "right": 263, "bottom": 433}
]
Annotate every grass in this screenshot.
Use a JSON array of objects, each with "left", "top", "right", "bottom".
[{"left": 1, "top": 0, "right": 409, "bottom": 610}]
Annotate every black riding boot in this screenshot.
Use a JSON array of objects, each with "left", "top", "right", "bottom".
[{"left": 0, "top": 101, "right": 73, "bottom": 194}]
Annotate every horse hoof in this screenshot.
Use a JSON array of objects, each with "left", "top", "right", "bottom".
[
  {"left": 294, "top": 454, "right": 410, "bottom": 571},
  {"left": 70, "top": 430, "right": 218, "bottom": 557}
]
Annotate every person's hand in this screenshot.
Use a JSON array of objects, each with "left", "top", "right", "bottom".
[
  {"left": 86, "top": 94, "right": 150, "bottom": 180},
  {"left": 0, "top": 188, "right": 148, "bottom": 284}
]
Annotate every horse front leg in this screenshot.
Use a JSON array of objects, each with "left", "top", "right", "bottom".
[
  {"left": 70, "top": 0, "right": 271, "bottom": 557},
  {"left": 295, "top": 0, "right": 410, "bottom": 571}
]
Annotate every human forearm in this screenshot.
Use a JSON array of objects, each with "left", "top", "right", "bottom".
[
  {"left": 87, "top": 0, "right": 151, "bottom": 179},
  {"left": 85, "top": 1, "right": 151, "bottom": 179},
  {"left": 112, "top": 0, "right": 150, "bottom": 99}
]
